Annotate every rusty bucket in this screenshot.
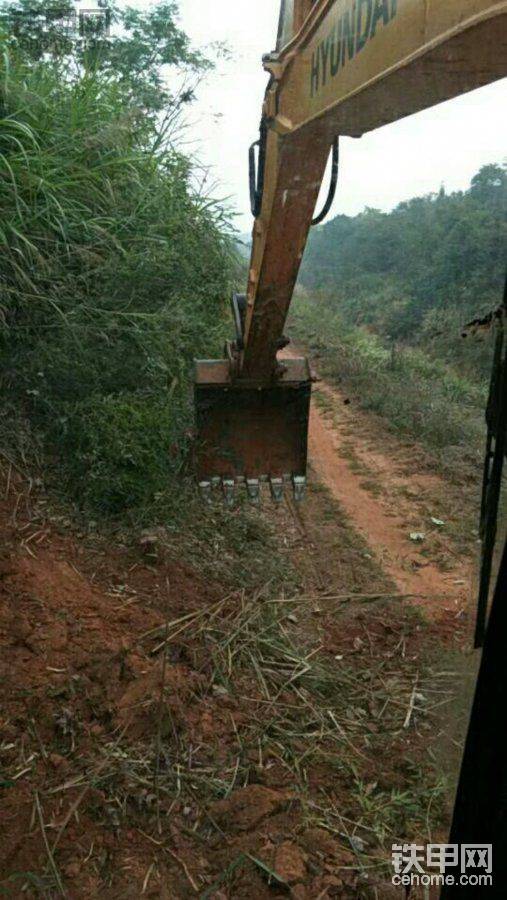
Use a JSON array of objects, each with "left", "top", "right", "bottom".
[{"left": 194, "top": 357, "right": 311, "bottom": 502}]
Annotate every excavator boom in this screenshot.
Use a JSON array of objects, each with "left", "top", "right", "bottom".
[{"left": 195, "top": 0, "right": 507, "bottom": 499}]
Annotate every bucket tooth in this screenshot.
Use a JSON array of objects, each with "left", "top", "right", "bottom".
[
  {"left": 293, "top": 475, "right": 306, "bottom": 503},
  {"left": 246, "top": 478, "right": 260, "bottom": 505},
  {"left": 223, "top": 479, "right": 235, "bottom": 507},
  {"left": 199, "top": 480, "right": 212, "bottom": 502},
  {"left": 270, "top": 477, "right": 284, "bottom": 503}
]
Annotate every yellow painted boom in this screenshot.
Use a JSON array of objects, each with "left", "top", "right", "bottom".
[{"left": 195, "top": 0, "right": 507, "bottom": 489}]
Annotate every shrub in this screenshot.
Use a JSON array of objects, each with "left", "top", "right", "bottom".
[{"left": 55, "top": 393, "right": 189, "bottom": 514}]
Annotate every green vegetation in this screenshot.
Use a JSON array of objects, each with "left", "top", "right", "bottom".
[
  {"left": 0, "top": 1, "right": 236, "bottom": 518},
  {"left": 292, "top": 297, "right": 488, "bottom": 477},
  {"left": 300, "top": 164, "right": 505, "bottom": 371},
  {"left": 292, "top": 165, "right": 506, "bottom": 474}
]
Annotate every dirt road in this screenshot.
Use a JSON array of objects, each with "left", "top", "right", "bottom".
[{"left": 286, "top": 348, "right": 474, "bottom": 616}]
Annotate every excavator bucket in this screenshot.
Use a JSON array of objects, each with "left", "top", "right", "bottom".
[{"left": 194, "top": 357, "right": 311, "bottom": 503}]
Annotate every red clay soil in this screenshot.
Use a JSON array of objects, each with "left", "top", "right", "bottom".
[
  {"left": 0, "top": 479, "right": 223, "bottom": 897},
  {"left": 308, "top": 398, "right": 470, "bottom": 608},
  {"left": 0, "top": 475, "right": 374, "bottom": 898}
]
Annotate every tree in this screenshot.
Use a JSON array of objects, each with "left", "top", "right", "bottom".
[
  {"left": 0, "top": 0, "right": 209, "bottom": 113},
  {"left": 470, "top": 163, "right": 506, "bottom": 210}
]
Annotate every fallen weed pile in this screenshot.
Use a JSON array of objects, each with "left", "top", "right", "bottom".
[
  {"left": 137, "top": 589, "right": 451, "bottom": 851},
  {"left": 2, "top": 588, "right": 452, "bottom": 896}
]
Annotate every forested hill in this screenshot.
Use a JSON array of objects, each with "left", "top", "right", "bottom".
[{"left": 299, "top": 163, "right": 506, "bottom": 344}]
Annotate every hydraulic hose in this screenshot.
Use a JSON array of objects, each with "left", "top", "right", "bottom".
[{"left": 311, "top": 138, "right": 339, "bottom": 226}]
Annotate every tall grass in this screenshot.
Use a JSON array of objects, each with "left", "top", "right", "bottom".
[{"left": 0, "top": 49, "right": 237, "bottom": 516}]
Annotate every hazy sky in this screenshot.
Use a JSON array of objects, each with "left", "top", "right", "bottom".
[{"left": 154, "top": 1, "right": 506, "bottom": 229}]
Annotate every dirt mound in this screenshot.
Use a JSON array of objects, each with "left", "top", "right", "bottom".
[
  {"left": 273, "top": 841, "right": 307, "bottom": 884},
  {"left": 211, "top": 785, "right": 293, "bottom": 831}
]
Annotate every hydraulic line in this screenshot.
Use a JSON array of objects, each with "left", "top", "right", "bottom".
[{"left": 311, "top": 138, "right": 339, "bottom": 226}]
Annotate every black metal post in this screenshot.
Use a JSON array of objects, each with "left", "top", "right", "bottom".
[{"left": 441, "top": 532, "right": 507, "bottom": 897}]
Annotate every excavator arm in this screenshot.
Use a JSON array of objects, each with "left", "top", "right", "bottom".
[{"left": 195, "top": 0, "right": 507, "bottom": 500}]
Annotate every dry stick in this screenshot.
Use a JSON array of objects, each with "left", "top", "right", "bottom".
[
  {"left": 136, "top": 827, "right": 164, "bottom": 846},
  {"left": 10, "top": 490, "right": 22, "bottom": 526},
  {"left": 29, "top": 718, "right": 48, "bottom": 762},
  {"left": 35, "top": 791, "right": 67, "bottom": 898},
  {"left": 268, "top": 592, "right": 412, "bottom": 603},
  {"left": 0, "top": 448, "right": 25, "bottom": 478},
  {"left": 403, "top": 675, "right": 420, "bottom": 729},
  {"left": 141, "top": 595, "right": 229, "bottom": 642},
  {"left": 326, "top": 709, "right": 369, "bottom": 762},
  {"left": 149, "top": 601, "right": 229, "bottom": 654},
  {"left": 154, "top": 619, "right": 170, "bottom": 835},
  {"left": 141, "top": 861, "right": 156, "bottom": 895},
  {"left": 164, "top": 847, "right": 199, "bottom": 893},
  {"left": 4, "top": 462, "right": 12, "bottom": 499}
]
